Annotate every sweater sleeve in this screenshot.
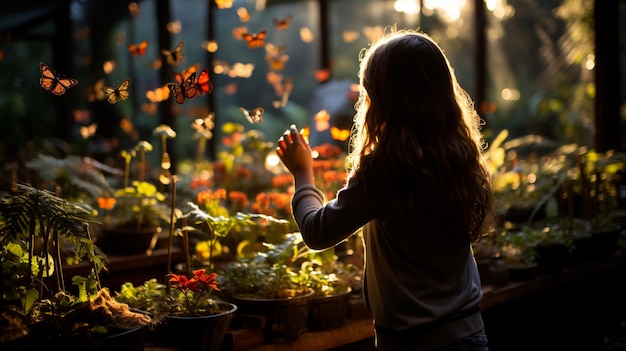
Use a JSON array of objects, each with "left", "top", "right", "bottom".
[{"left": 291, "top": 177, "right": 373, "bottom": 250}]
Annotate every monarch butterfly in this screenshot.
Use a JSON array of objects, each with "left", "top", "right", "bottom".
[
  {"left": 176, "top": 63, "right": 200, "bottom": 81},
  {"left": 240, "top": 107, "right": 264, "bottom": 124},
  {"left": 330, "top": 126, "right": 350, "bottom": 141},
  {"left": 161, "top": 41, "right": 185, "bottom": 66},
  {"left": 39, "top": 61, "right": 78, "bottom": 95},
  {"left": 195, "top": 68, "right": 212, "bottom": 95},
  {"left": 242, "top": 30, "right": 267, "bottom": 49},
  {"left": 102, "top": 78, "right": 132, "bottom": 104},
  {"left": 168, "top": 71, "right": 197, "bottom": 104},
  {"left": 273, "top": 16, "right": 292, "bottom": 30},
  {"left": 128, "top": 40, "right": 149, "bottom": 56}
]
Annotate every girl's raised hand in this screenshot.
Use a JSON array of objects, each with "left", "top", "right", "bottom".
[{"left": 276, "top": 124, "right": 314, "bottom": 185}]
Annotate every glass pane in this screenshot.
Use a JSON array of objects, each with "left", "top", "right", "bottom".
[{"left": 485, "top": 0, "right": 595, "bottom": 148}]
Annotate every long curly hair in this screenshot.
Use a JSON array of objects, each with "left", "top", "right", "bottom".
[{"left": 347, "top": 28, "right": 493, "bottom": 244}]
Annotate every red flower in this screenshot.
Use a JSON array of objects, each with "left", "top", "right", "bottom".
[
  {"left": 168, "top": 273, "right": 200, "bottom": 293},
  {"left": 193, "top": 269, "right": 220, "bottom": 291}
]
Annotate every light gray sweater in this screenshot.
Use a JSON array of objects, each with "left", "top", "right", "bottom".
[{"left": 291, "top": 175, "right": 484, "bottom": 350}]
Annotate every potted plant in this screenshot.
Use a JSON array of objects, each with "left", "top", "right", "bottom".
[
  {"left": 497, "top": 227, "right": 540, "bottom": 282},
  {"left": 218, "top": 232, "right": 315, "bottom": 344},
  {"left": 112, "top": 186, "right": 257, "bottom": 351},
  {"left": 301, "top": 248, "right": 355, "bottom": 331},
  {"left": 115, "top": 269, "right": 236, "bottom": 351},
  {"left": 96, "top": 180, "right": 170, "bottom": 255},
  {"left": 0, "top": 182, "right": 152, "bottom": 350}
]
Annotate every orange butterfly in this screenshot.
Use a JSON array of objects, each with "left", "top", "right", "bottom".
[
  {"left": 168, "top": 71, "right": 197, "bottom": 104},
  {"left": 102, "top": 78, "right": 131, "bottom": 104},
  {"left": 240, "top": 107, "right": 264, "bottom": 124},
  {"left": 273, "top": 16, "right": 292, "bottom": 30},
  {"left": 128, "top": 40, "right": 149, "bottom": 56},
  {"left": 97, "top": 196, "right": 116, "bottom": 210},
  {"left": 195, "top": 68, "right": 212, "bottom": 95},
  {"left": 330, "top": 126, "right": 350, "bottom": 141},
  {"left": 161, "top": 41, "right": 185, "bottom": 66},
  {"left": 266, "top": 54, "right": 289, "bottom": 71},
  {"left": 39, "top": 62, "right": 78, "bottom": 95},
  {"left": 242, "top": 30, "right": 267, "bottom": 49}
]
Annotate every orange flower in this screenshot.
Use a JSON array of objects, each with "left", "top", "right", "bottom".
[
  {"left": 272, "top": 173, "right": 293, "bottom": 188},
  {"left": 190, "top": 177, "right": 212, "bottom": 190},
  {"left": 168, "top": 272, "right": 200, "bottom": 293},
  {"left": 228, "top": 191, "right": 249, "bottom": 211},
  {"left": 193, "top": 269, "right": 220, "bottom": 291}
]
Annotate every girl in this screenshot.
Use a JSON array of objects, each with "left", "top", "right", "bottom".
[{"left": 277, "top": 29, "right": 493, "bottom": 351}]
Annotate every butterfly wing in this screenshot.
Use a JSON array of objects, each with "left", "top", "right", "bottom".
[
  {"left": 195, "top": 68, "right": 212, "bottom": 95},
  {"left": 182, "top": 72, "right": 198, "bottom": 100},
  {"left": 167, "top": 83, "right": 186, "bottom": 104},
  {"left": 240, "top": 107, "right": 264, "bottom": 124},
  {"left": 116, "top": 78, "right": 132, "bottom": 101},
  {"left": 39, "top": 62, "right": 78, "bottom": 95}
]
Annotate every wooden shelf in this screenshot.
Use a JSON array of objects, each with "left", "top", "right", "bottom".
[{"left": 71, "top": 243, "right": 626, "bottom": 351}]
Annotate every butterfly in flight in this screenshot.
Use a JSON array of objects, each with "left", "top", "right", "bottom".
[
  {"left": 39, "top": 62, "right": 78, "bottom": 95},
  {"left": 195, "top": 68, "right": 212, "bottom": 95},
  {"left": 161, "top": 41, "right": 185, "bottom": 66},
  {"left": 102, "top": 78, "right": 132, "bottom": 104},
  {"left": 240, "top": 107, "right": 264, "bottom": 124},
  {"left": 273, "top": 16, "right": 292, "bottom": 30},
  {"left": 128, "top": 40, "right": 149, "bottom": 56},
  {"left": 168, "top": 71, "right": 198, "bottom": 104},
  {"left": 97, "top": 196, "right": 116, "bottom": 210},
  {"left": 242, "top": 30, "right": 267, "bottom": 49}
]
